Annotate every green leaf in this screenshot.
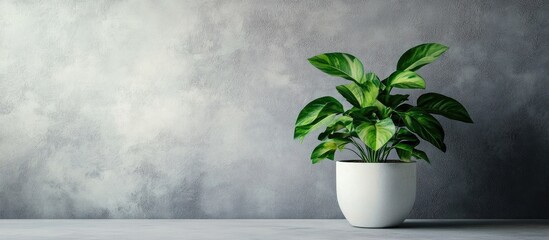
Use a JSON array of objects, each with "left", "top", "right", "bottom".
[
  {"left": 295, "top": 115, "right": 337, "bottom": 141},
  {"left": 394, "top": 142, "right": 414, "bottom": 152},
  {"left": 395, "top": 103, "right": 413, "bottom": 112},
  {"left": 386, "top": 70, "right": 426, "bottom": 89},
  {"left": 397, "top": 43, "right": 449, "bottom": 71},
  {"left": 356, "top": 118, "right": 396, "bottom": 151},
  {"left": 363, "top": 72, "right": 381, "bottom": 87},
  {"left": 308, "top": 53, "right": 365, "bottom": 83},
  {"left": 373, "top": 100, "right": 392, "bottom": 119},
  {"left": 318, "top": 116, "right": 353, "bottom": 140},
  {"left": 394, "top": 142, "right": 416, "bottom": 162},
  {"left": 395, "top": 143, "right": 413, "bottom": 162},
  {"left": 294, "top": 97, "right": 344, "bottom": 140},
  {"left": 334, "top": 115, "right": 354, "bottom": 130},
  {"left": 395, "top": 143, "right": 430, "bottom": 163},
  {"left": 311, "top": 138, "right": 351, "bottom": 164},
  {"left": 295, "top": 96, "right": 343, "bottom": 127},
  {"left": 336, "top": 83, "right": 366, "bottom": 108},
  {"left": 347, "top": 106, "right": 378, "bottom": 123},
  {"left": 399, "top": 108, "right": 446, "bottom": 152},
  {"left": 379, "top": 93, "right": 409, "bottom": 108},
  {"left": 361, "top": 73, "right": 380, "bottom": 104},
  {"left": 417, "top": 93, "right": 473, "bottom": 123},
  {"left": 412, "top": 149, "right": 430, "bottom": 163},
  {"left": 394, "top": 128, "right": 420, "bottom": 146}
]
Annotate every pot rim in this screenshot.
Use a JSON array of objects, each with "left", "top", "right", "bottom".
[{"left": 336, "top": 160, "right": 416, "bottom": 164}]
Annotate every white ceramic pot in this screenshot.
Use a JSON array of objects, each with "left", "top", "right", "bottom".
[{"left": 336, "top": 160, "right": 416, "bottom": 228}]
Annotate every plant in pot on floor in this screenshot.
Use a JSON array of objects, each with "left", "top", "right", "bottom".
[{"left": 294, "top": 43, "right": 473, "bottom": 228}]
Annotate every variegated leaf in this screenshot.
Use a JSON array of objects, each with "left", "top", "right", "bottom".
[
  {"left": 308, "top": 53, "right": 365, "bottom": 83},
  {"left": 417, "top": 93, "right": 473, "bottom": 123},
  {"left": 386, "top": 70, "right": 426, "bottom": 89},
  {"left": 336, "top": 83, "right": 367, "bottom": 108},
  {"left": 356, "top": 118, "right": 396, "bottom": 151},
  {"left": 311, "top": 138, "right": 351, "bottom": 164},
  {"left": 397, "top": 43, "right": 448, "bottom": 71},
  {"left": 399, "top": 108, "right": 446, "bottom": 152},
  {"left": 294, "top": 97, "right": 344, "bottom": 140}
]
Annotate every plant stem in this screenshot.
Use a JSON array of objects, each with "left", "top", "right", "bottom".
[
  {"left": 383, "top": 145, "right": 395, "bottom": 161},
  {"left": 344, "top": 148, "right": 363, "bottom": 160},
  {"left": 369, "top": 147, "right": 377, "bottom": 163},
  {"left": 380, "top": 145, "right": 385, "bottom": 162},
  {"left": 382, "top": 145, "right": 388, "bottom": 162},
  {"left": 366, "top": 146, "right": 372, "bottom": 162},
  {"left": 351, "top": 138, "right": 368, "bottom": 162}
]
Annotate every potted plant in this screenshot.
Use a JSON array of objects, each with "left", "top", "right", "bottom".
[{"left": 294, "top": 43, "right": 473, "bottom": 228}]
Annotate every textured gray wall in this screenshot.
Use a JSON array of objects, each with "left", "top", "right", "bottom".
[{"left": 0, "top": 0, "right": 548, "bottom": 219}]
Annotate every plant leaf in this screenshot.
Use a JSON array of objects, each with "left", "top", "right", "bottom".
[
  {"left": 396, "top": 149, "right": 412, "bottom": 162},
  {"left": 347, "top": 106, "right": 378, "bottom": 123},
  {"left": 379, "top": 93, "right": 409, "bottom": 108},
  {"left": 295, "top": 115, "right": 337, "bottom": 141},
  {"left": 373, "top": 100, "right": 392, "bottom": 119},
  {"left": 361, "top": 73, "right": 380, "bottom": 104},
  {"left": 394, "top": 142, "right": 414, "bottom": 151},
  {"left": 356, "top": 118, "right": 396, "bottom": 151},
  {"left": 395, "top": 143, "right": 430, "bottom": 163},
  {"left": 363, "top": 72, "right": 382, "bottom": 87},
  {"left": 395, "top": 103, "right": 414, "bottom": 112},
  {"left": 318, "top": 116, "right": 353, "bottom": 140},
  {"left": 397, "top": 43, "right": 449, "bottom": 71},
  {"left": 336, "top": 83, "right": 367, "bottom": 108},
  {"left": 386, "top": 70, "right": 426, "bottom": 89},
  {"left": 399, "top": 108, "right": 446, "bottom": 152},
  {"left": 310, "top": 138, "right": 351, "bottom": 164},
  {"left": 395, "top": 143, "right": 413, "bottom": 162},
  {"left": 294, "top": 97, "right": 344, "bottom": 140},
  {"left": 394, "top": 128, "right": 420, "bottom": 146},
  {"left": 295, "top": 96, "right": 343, "bottom": 127},
  {"left": 308, "top": 53, "right": 365, "bottom": 83},
  {"left": 417, "top": 93, "right": 473, "bottom": 123},
  {"left": 412, "top": 149, "right": 430, "bottom": 163}
]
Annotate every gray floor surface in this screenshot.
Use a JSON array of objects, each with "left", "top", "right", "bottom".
[{"left": 0, "top": 219, "right": 547, "bottom": 239}]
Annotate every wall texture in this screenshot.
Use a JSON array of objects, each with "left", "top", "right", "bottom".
[{"left": 0, "top": 0, "right": 548, "bottom": 218}]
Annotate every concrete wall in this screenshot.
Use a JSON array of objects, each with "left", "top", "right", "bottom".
[{"left": 0, "top": 0, "right": 547, "bottom": 218}]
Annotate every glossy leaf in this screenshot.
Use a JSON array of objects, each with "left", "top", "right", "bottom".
[
  {"left": 361, "top": 73, "right": 380, "bottom": 104},
  {"left": 394, "top": 142, "right": 414, "bottom": 152},
  {"left": 397, "top": 43, "right": 448, "bottom": 71},
  {"left": 318, "top": 116, "right": 353, "bottom": 140},
  {"left": 399, "top": 108, "right": 446, "bottom": 152},
  {"left": 417, "top": 93, "right": 473, "bottom": 123},
  {"left": 308, "top": 53, "right": 365, "bottom": 83},
  {"left": 412, "top": 149, "right": 430, "bottom": 163},
  {"left": 396, "top": 149, "right": 412, "bottom": 161},
  {"left": 395, "top": 143, "right": 430, "bottom": 163},
  {"left": 347, "top": 106, "right": 378, "bottom": 123},
  {"left": 294, "top": 97, "right": 344, "bottom": 140},
  {"left": 395, "top": 143, "right": 413, "bottom": 161},
  {"left": 363, "top": 72, "right": 381, "bottom": 87},
  {"left": 311, "top": 138, "right": 351, "bottom": 164},
  {"left": 395, "top": 103, "right": 413, "bottom": 112},
  {"left": 386, "top": 70, "right": 426, "bottom": 89},
  {"left": 356, "top": 118, "right": 396, "bottom": 151},
  {"left": 395, "top": 128, "right": 420, "bottom": 146},
  {"left": 336, "top": 83, "right": 368, "bottom": 108},
  {"left": 379, "top": 93, "right": 409, "bottom": 108},
  {"left": 373, "top": 100, "right": 392, "bottom": 119},
  {"left": 295, "top": 115, "right": 337, "bottom": 141},
  {"left": 294, "top": 97, "right": 343, "bottom": 127}
]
